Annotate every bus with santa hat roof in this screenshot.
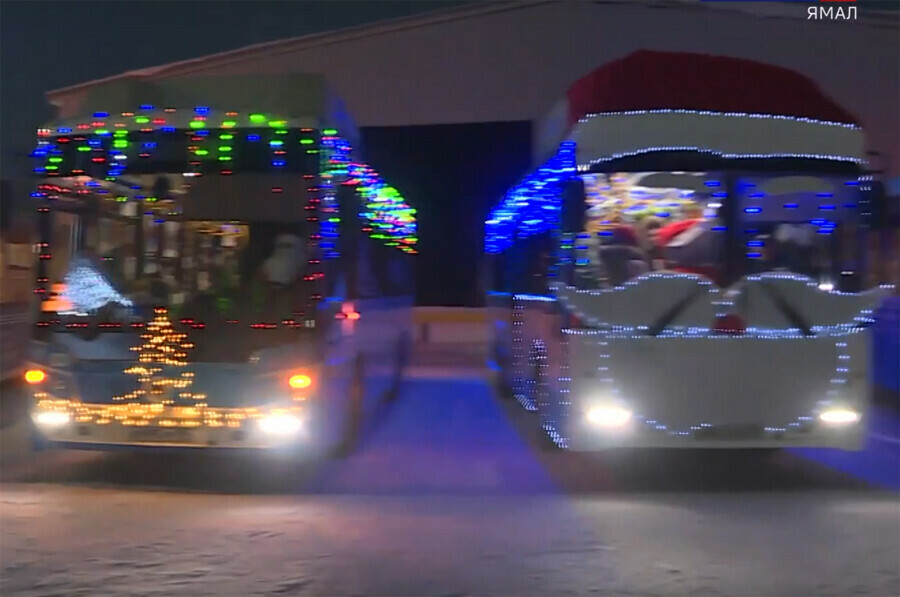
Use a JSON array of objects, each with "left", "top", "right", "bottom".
[
  {"left": 486, "top": 51, "right": 891, "bottom": 451},
  {"left": 24, "top": 74, "right": 416, "bottom": 457}
]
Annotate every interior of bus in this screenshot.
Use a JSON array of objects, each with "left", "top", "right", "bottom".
[
  {"left": 569, "top": 170, "right": 865, "bottom": 291},
  {"left": 34, "top": 126, "right": 324, "bottom": 360}
]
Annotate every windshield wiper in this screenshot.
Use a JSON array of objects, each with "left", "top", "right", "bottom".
[{"left": 759, "top": 281, "right": 813, "bottom": 336}]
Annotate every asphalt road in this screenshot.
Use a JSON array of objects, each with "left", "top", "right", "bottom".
[{"left": 1, "top": 372, "right": 899, "bottom": 596}]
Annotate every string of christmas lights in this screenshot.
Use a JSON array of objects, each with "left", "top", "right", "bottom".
[
  {"left": 113, "top": 308, "right": 206, "bottom": 408},
  {"left": 32, "top": 107, "right": 418, "bottom": 313},
  {"left": 60, "top": 258, "right": 133, "bottom": 314},
  {"left": 484, "top": 142, "right": 576, "bottom": 254},
  {"left": 321, "top": 134, "right": 417, "bottom": 253}
]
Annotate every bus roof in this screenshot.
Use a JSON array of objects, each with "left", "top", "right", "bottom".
[
  {"left": 42, "top": 74, "right": 360, "bottom": 148},
  {"left": 534, "top": 50, "right": 864, "bottom": 167}
]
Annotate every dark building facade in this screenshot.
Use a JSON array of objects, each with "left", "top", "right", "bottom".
[{"left": 361, "top": 122, "right": 531, "bottom": 305}]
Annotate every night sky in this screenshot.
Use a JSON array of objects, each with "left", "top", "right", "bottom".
[{"left": 0, "top": 0, "right": 470, "bottom": 178}]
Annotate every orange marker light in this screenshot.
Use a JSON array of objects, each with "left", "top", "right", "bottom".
[
  {"left": 339, "top": 302, "right": 360, "bottom": 320},
  {"left": 24, "top": 369, "right": 46, "bottom": 384},
  {"left": 289, "top": 374, "right": 312, "bottom": 390}
]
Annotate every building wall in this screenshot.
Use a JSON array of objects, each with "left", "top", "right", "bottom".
[{"left": 123, "top": 1, "right": 900, "bottom": 175}]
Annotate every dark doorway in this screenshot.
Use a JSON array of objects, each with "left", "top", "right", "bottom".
[{"left": 361, "top": 121, "right": 532, "bottom": 306}]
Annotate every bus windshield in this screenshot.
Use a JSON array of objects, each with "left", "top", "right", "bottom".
[
  {"left": 568, "top": 171, "right": 864, "bottom": 290},
  {"left": 36, "top": 173, "right": 318, "bottom": 362},
  {"left": 736, "top": 174, "right": 864, "bottom": 290},
  {"left": 571, "top": 171, "right": 725, "bottom": 288}
]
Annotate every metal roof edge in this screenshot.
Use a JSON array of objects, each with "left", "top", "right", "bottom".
[
  {"left": 46, "top": 0, "right": 896, "bottom": 104},
  {"left": 46, "top": 1, "right": 550, "bottom": 102}
]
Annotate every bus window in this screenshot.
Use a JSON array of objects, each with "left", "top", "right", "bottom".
[
  {"left": 37, "top": 191, "right": 313, "bottom": 361},
  {"left": 569, "top": 171, "right": 725, "bottom": 288},
  {"left": 737, "top": 175, "right": 865, "bottom": 291}
]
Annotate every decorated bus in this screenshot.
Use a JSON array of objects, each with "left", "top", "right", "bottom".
[
  {"left": 486, "top": 51, "right": 890, "bottom": 451},
  {"left": 24, "top": 74, "right": 416, "bottom": 455}
]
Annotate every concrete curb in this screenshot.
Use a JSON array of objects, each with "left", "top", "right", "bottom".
[{"left": 412, "top": 308, "right": 486, "bottom": 324}]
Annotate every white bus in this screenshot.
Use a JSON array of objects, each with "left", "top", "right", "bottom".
[
  {"left": 24, "top": 74, "right": 416, "bottom": 457},
  {"left": 486, "top": 51, "right": 890, "bottom": 451}
]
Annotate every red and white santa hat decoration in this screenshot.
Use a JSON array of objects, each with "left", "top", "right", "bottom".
[{"left": 534, "top": 50, "right": 865, "bottom": 170}]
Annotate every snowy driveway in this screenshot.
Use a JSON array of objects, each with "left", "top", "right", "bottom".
[{"left": 1, "top": 375, "right": 899, "bottom": 596}]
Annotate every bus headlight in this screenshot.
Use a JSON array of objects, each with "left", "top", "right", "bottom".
[
  {"left": 586, "top": 405, "right": 632, "bottom": 428},
  {"left": 818, "top": 408, "right": 860, "bottom": 425},
  {"left": 257, "top": 413, "right": 303, "bottom": 435},
  {"left": 33, "top": 411, "right": 70, "bottom": 428}
]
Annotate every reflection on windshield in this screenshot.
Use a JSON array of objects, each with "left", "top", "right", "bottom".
[
  {"left": 40, "top": 213, "right": 313, "bottom": 361},
  {"left": 574, "top": 172, "right": 724, "bottom": 287},
  {"left": 738, "top": 175, "right": 861, "bottom": 291},
  {"left": 571, "top": 172, "right": 863, "bottom": 290}
]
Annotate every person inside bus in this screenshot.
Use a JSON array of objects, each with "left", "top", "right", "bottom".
[
  {"left": 657, "top": 204, "right": 724, "bottom": 285},
  {"left": 773, "top": 222, "right": 819, "bottom": 277},
  {"left": 595, "top": 214, "right": 646, "bottom": 285},
  {"left": 259, "top": 233, "right": 305, "bottom": 316},
  {"left": 655, "top": 203, "right": 705, "bottom": 247},
  {"left": 638, "top": 216, "right": 665, "bottom": 269}
]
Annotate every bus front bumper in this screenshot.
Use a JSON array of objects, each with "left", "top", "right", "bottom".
[
  {"left": 565, "top": 416, "right": 866, "bottom": 451},
  {"left": 30, "top": 405, "right": 309, "bottom": 450}
]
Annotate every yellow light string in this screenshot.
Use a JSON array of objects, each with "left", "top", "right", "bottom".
[
  {"left": 113, "top": 307, "right": 206, "bottom": 410},
  {"left": 38, "top": 306, "right": 304, "bottom": 427}
]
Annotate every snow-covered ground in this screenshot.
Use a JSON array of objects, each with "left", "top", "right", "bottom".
[{"left": 2, "top": 374, "right": 899, "bottom": 596}]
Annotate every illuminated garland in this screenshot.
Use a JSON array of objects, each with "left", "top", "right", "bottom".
[
  {"left": 113, "top": 308, "right": 206, "bottom": 407},
  {"left": 32, "top": 107, "right": 414, "bottom": 309},
  {"left": 549, "top": 273, "right": 891, "bottom": 334},
  {"left": 32, "top": 107, "right": 320, "bottom": 181},
  {"left": 565, "top": 110, "right": 866, "bottom": 170},
  {"left": 576, "top": 110, "right": 861, "bottom": 130},
  {"left": 348, "top": 162, "right": 417, "bottom": 252},
  {"left": 319, "top": 132, "right": 346, "bottom": 260},
  {"left": 484, "top": 141, "right": 576, "bottom": 254},
  {"left": 558, "top": 329, "right": 863, "bottom": 440},
  {"left": 39, "top": 107, "right": 316, "bottom": 137},
  {"left": 61, "top": 257, "right": 133, "bottom": 314},
  {"left": 576, "top": 146, "right": 866, "bottom": 171},
  {"left": 321, "top": 134, "right": 417, "bottom": 254}
]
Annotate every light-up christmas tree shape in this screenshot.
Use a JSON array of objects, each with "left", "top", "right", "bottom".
[{"left": 115, "top": 307, "right": 203, "bottom": 406}]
